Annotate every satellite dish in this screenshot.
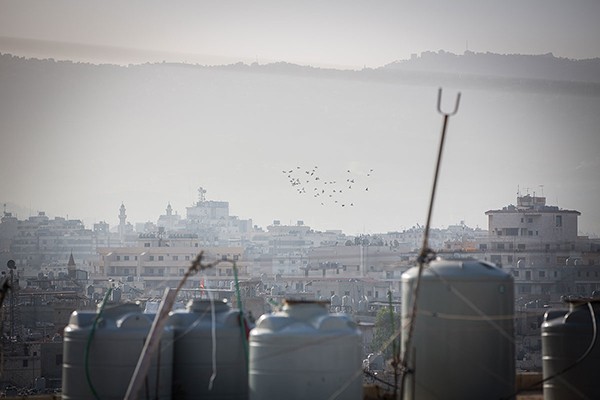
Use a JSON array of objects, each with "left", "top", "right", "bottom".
[{"left": 7, "top": 260, "right": 16, "bottom": 269}]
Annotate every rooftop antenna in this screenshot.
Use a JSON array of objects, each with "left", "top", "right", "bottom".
[{"left": 399, "top": 87, "right": 461, "bottom": 397}]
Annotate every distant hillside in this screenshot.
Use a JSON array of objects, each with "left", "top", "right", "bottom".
[{"left": 383, "top": 50, "right": 600, "bottom": 83}]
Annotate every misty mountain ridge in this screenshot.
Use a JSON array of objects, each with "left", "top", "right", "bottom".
[
  {"left": 2, "top": 50, "right": 600, "bottom": 91},
  {"left": 384, "top": 50, "right": 600, "bottom": 84}
]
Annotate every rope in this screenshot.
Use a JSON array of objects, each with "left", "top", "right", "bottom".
[
  {"left": 207, "top": 287, "right": 218, "bottom": 391},
  {"left": 233, "top": 261, "right": 249, "bottom": 367},
  {"left": 84, "top": 287, "right": 112, "bottom": 400}
]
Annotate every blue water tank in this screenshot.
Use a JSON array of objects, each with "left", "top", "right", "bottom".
[
  {"left": 169, "top": 299, "right": 248, "bottom": 399},
  {"left": 542, "top": 297, "right": 600, "bottom": 399},
  {"left": 249, "top": 300, "right": 362, "bottom": 400},
  {"left": 62, "top": 303, "right": 173, "bottom": 400}
]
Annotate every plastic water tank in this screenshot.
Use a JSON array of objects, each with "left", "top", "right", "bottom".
[
  {"left": 62, "top": 303, "right": 173, "bottom": 400},
  {"left": 401, "top": 258, "right": 515, "bottom": 400},
  {"left": 169, "top": 299, "right": 248, "bottom": 399},
  {"left": 330, "top": 294, "right": 341, "bottom": 307},
  {"left": 249, "top": 299, "right": 362, "bottom": 400},
  {"left": 542, "top": 297, "right": 600, "bottom": 399}
]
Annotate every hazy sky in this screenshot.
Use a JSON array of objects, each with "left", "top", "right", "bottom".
[
  {"left": 1, "top": 1, "right": 599, "bottom": 236},
  {"left": 1, "top": 1, "right": 599, "bottom": 68}
]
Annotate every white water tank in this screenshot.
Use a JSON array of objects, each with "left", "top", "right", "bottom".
[
  {"left": 401, "top": 258, "right": 515, "bottom": 400},
  {"left": 249, "top": 300, "right": 362, "bottom": 400},
  {"left": 62, "top": 303, "right": 173, "bottom": 400},
  {"left": 169, "top": 299, "right": 248, "bottom": 399}
]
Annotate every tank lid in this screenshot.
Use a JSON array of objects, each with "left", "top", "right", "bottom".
[
  {"left": 284, "top": 299, "right": 330, "bottom": 306},
  {"left": 561, "top": 295, "right": 600, "bottom": 306},
  {"left": 402, "top": 258, "right": 511, "bottom": 281},
  {"left": 187, "top": 298, "right": 230, "bottom": 313}
]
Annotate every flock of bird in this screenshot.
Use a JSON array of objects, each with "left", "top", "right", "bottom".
[{"left": 282, "top": 166, "right": 374, "bottom": 208}]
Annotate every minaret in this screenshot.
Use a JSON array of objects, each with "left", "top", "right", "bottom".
[
  {"left": 118, "top": 203, "right": 127, "bottom": 242},
  {"left": 166, "top": 203, "right": 173, "bottom": 216},
  {"left": 67, "top": 251, "right": 76, "bottom": 279}
]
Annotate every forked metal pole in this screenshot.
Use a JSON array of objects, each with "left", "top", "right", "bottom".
[{"left": 399, "top": 88, "right": 461, "bottom": 400}]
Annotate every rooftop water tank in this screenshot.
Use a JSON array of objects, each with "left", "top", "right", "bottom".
[
  {"left": 169, "top": 299, "right": 248, "bottom": 399},
  {"left": 401, "top": 258, "right": 515, "bottom": 400},
  {"left": 249, "top": 300, "right": 362, "bottom": 400},
  {"left": 542, "top": 297, "right": 600, "bottom": 400},
  {"left": 330, "top": 294, "right": 341, "bottom": 307},
  {"left": 62, "top": 303, "right": 173, "bottom": 400}
]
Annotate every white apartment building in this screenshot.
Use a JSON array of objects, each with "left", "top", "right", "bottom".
[
  {"left": 97, "top": 243, "right": 247, "bottom": 292},
  {"left": 483, "top": 194, "right": 582, "bottom": 267}
]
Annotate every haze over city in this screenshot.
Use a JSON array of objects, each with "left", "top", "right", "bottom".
[{"left": 1, "top": 1, "right": 599, "bottom": 236}]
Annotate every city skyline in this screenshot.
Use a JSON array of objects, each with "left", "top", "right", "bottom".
[{"left": 1, "top": 2, "right": 599, "bottom": 236}]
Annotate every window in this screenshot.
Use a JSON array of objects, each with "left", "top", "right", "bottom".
[
  {"left": 490, "top": 255, "right": 501, "bottom": 264},
  {"left": 525, "top": 271, "right": 531, "bottom": 279},
  {"left": 519, "top": 284, "right": 531, "bottom": 294},
  {"left": 518, "top": 244, "right": 526, "bottom": 251},
  {"left": 556, "top": 215, "right": 562, "bottom": 227},
  {"left": 56, "top": 354, "right": 63, "bottom": 365},
  {"left": 527, "top": 218, "right": 533, "bottom": 223},
  {"left": 185, "top": 256, "right": 190, "bottom": 261},
  {"left": 144, "top": 243, "right": 150, "bottom": 247},
  {"left": 173, "top": 256, "right": 178, "bottom": 261},
  {"left": 497, "top": 243, "right": 505, "bottom": 250},
  {"left": 23, "top": 360, "right": 28, "bottom": 367},
  {"left": 344, "top": 291, "right": 350, "bottom": 296},
  {"left": 539, "top": 270, "right": 546, "bottom": 278},
  {"left": 149, "top": 256, "right": 154, "bottom": 261},
  {"left": 512, "top": 270, "right": 520, "bottom": 277},
  {"left": 507, "top": 255, "right": 513, "bottom": 263},
  {"left": 158, "top": 256, "right": 164, "bottom": 261},
  {"left": 479, "top": 244, "right": 488, "bottom": 250},
  {"left": 124, "top": 256, "right": 129, "bottom": 261},
  {"left": 116, "top": 256, "right": 121, "bottom": 261}
]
